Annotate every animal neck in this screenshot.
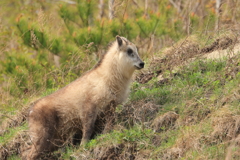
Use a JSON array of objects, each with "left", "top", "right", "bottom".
[{"left": 98, "top": 47, "right": 134, "bottom": 91}]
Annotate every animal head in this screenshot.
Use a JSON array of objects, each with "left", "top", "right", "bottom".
[{"left": 115, "top": 35, "right": 145, "bottom": 71}]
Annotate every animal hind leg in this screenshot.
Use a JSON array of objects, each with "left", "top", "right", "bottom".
[
  {"left": 27, "top": 124, "right": 59, "bottom": 159},
  {"left": 27, "top": 107, "right": 59, "bottom": 159},
  {"left": 27, "top": 123, "right": 51, "bottom": 159}
]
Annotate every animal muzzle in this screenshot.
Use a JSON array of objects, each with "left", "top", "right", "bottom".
[
  {"left": 135, "top": 62, "right": 145, "bottom": 70},
  {"left": 139, "top": 62, "right": 145, "bottom": 68}
]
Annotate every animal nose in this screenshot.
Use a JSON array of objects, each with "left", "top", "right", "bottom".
[{"left": 139, "top": 62, "right": 145, "bottom": 68}]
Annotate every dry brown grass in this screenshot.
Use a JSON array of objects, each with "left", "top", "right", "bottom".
[
  {"left": 116, "top": 101, "right": 161, "bottom": 128},
  {"left": 0, "top": 131, "right": 27, "bottom": 159},
  {"left": 160, "top": 104, "right": 240, "bottom": 159},
  {"left": 179, "top": 100, "right": 211, "bottom": 126},
  {"left": 0, "top": 107, "right": 28, "bottom": 136},
  {"left": 201, "top": 37, "right": 234, "bottom": 53},
  {"left": 211, "top": 107, "right": 240, "bottom": 142},
  {"left": 0, "top": 106, "right": 29, "bottom": 159},
  {"left": 74, "top": 142, "right": 137, "bottom": 160},
  {"left": 136, "top": 34, "right": 238, "bottom": 84},
  {"left": 162, "top": 124, "right": 203, "bottom": 159},
  {"left": 152, "top": 111, "right": 179, "bottom": 132}
]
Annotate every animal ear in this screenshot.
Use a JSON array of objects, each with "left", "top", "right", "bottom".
[{"left": 116, "top": 35, "right": 122, "bottom": 46}]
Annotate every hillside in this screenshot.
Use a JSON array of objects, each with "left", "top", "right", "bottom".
[{"left": 0, "top": 0, "right": 240, "bottom": 159}]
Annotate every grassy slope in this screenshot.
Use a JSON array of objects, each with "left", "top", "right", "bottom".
[
  {"left": 0, "top": 1, "right": 240, "bottom": 160},
  {"left": 69, "top": 51, "right": 239, "bottom": 160},
  {"left": 1, "top": 36, "right": 239, "bottom": 160}
]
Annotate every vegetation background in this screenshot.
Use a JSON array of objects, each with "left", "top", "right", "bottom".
[{"left": 0, "top": 0, "right": 239, "bottom": 159}]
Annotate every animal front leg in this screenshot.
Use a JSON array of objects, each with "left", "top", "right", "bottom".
[
  {"left": 103, "top": 102, "right": 116, "bottom": 133},
  {"left": 81, "top": 106, "right": 98, "bottom": 145}
]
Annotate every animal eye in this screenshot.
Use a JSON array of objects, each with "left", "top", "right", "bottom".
[{"left": 127, "top": 49, "right": 133, "bottom": 56}]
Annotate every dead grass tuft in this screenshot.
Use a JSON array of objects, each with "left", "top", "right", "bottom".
[
  {"left": 225, "top": 134, "right": 240, "bottom": 160},
  {"left": 162, "top": 147, "right": 183, "bottom": 160},
  {"left": 136, "top": 72, "right": 157, "bottom": 84},
  {"left": 0, "top": 107, "right": 28, "bottom": 136},
  {"left": 134, "top": 149, "right": 153, "bottom": 160},
  {"left": 225, "top": 55, "right": 240, "bottom": 80},
  {"left": 201, "top": 37, "right": 234, "bottom": 53},
  {"left": 117, "top": 101, "right": 161, "bottom": 127},
  {"left": 136, "top": 36, "right": 238, "bottom": 84},
  {"left": 152, "top": 112, "right": 179, "bottom": 132},
  {"left": 211, "top": 108, "right": 240, "bottom": 142},
  {"left": 162, "top": 127, "right": 202, "bottom": 159},
  {"left": 157, "top": 37, "right": 200, "bottom": 71},
  {"left": 179, "top": 101, "right": 211, "bottom": 126},
  {"left": 95, "top": 143, "right": 135, "bottom": 160},
  {"left": 135, "top": 37, "right": 200, "bottom": 84},
  {"left": 0, "top": 130, "right": 28, "bottom": 159},
  {"left": 76, "top": 143, "right": 136, "bottom": 160}
]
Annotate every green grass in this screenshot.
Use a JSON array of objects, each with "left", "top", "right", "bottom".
[
  {"left": 7, "top": 155, "right": 21, "bottom": 160},
  {"left": 0, "top": 123, "right": 27, "bottom": 145},
  {"left": 86, "top": 127, "right": 155, "bottom": 148}
]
